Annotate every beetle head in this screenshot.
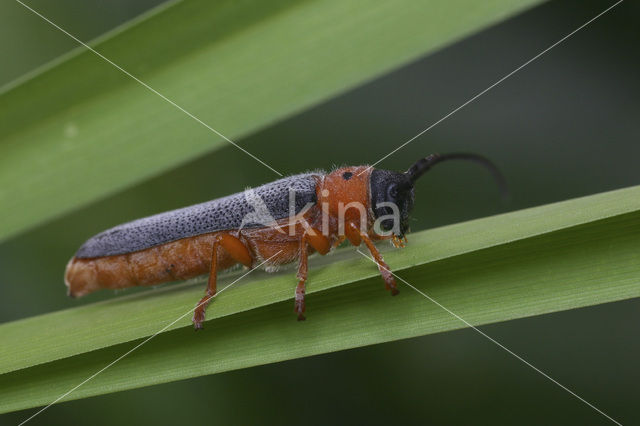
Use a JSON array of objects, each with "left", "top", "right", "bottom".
[
  {"left": 370, "top": 153, "right": 507, "bottom": 238},
  {"left": 369, "top": 169, "right": 414, "bottom": 237}
]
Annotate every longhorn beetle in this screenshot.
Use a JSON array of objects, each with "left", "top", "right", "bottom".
[{"left": 65, "top": 153, "right": 505, "bottom": 329}]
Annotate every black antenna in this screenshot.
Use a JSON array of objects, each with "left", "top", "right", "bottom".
[{"left": 405, "top": 153, "right": 509, "bottom": 199}]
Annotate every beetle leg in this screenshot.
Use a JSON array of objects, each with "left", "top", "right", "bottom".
[
  {"left": 347, "top": 222, "right": 399, "bottom": 295},
  {"left": 295, "top": 236, "right": 309, "bottom": 321},
  {"left": 193, "top": 233, "right": 253, "bottom": 330},
  {"left": 294, "top": 228, "right": 330, "bottom": 320},
  {"left": 193, "top": 239, "right": 220, "bottom": 330}
]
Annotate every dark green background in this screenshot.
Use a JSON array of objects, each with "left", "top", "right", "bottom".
[{"left": 1, "top": 0, "right": 638, "bottom": 424}]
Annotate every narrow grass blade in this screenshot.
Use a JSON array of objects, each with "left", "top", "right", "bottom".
[{"left": 0, "top": 185, "right": 639, "bottom": 412}]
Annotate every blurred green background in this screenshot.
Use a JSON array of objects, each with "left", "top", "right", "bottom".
[{"left": 1, "top": 0, "right": 639, "bottom": 424}]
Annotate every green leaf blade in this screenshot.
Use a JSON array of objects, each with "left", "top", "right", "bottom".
[{"left": 1, "top": 185, "right": 639, "bottom": 413}]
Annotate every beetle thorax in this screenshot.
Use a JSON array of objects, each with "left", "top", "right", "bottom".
[{"left": 316, "top": 166, "right": 374, "bottom": 235}]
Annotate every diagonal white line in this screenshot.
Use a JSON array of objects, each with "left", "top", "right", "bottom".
[
  {"left": 14, "top": 0, "right": 283, "bottom": 177},
  {"left": 356, "top": 250, "right": 622, "bottom": 425},
  {"left": 360, "top": 0, "right": 624, "bottom": 175},
  {"left": 19, "top": 252, "right": 282, "bottom": 425}
]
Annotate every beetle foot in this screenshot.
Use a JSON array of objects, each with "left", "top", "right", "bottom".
[
  {"left": 295, "top": 280, "right": 306, "bottom": 321},
  {"left": 192, "top": 311, "right": 205, "bottom": 330},
  {"left": 192, "top": 297, "right": 209, "bottom": 330}
]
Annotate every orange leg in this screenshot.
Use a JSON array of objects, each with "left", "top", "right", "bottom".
[
  {"left": 192, "top": 233, "right": 252, "bottom": 330},
  {"left": 347, "top": 222, "right": 399, "bottom": 295},
  {"left": 295, "top": 237, "right": 308, "bottom": 321},
  {"left": 294, "top": 228, "right": 330, "bottom": 321}
]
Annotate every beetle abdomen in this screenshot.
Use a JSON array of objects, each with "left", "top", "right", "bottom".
[
  {"left": 65, "top": 220, "right": 307, "bottom": 298},
  {"left": 75, "top": 173, "right": 320, "bottom": 258},
  {"left": 66, "top": 231, "right": 234, "bottom": 297}
]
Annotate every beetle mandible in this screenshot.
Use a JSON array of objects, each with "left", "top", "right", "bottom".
[{"left": 65, "top": 153, "right": 505, "bottom": 329}]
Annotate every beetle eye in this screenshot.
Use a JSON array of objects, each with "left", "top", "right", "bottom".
[
  {"left": 388, "top": 184, "right": 398, "bottom": 199},
  {"left": 342, "top": 171, "right": 353, "bottom": 180}
]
